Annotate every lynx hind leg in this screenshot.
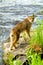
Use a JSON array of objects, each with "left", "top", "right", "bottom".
[{"left": 10, "top": 33, "right": 17, "bottom": 50}]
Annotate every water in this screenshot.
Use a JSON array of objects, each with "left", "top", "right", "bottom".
[
  {"left": 0, "top": 5, "right": 43, "bottom": 41},
  {"left": 0, "top": 4, "right": 43, "bottom": 64}
]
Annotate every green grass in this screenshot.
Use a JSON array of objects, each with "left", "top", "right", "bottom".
[
  {"left": 13, "top": 60, "right": 22, "bottom": 65},
  {"left": 29, "top": 20, "right": 43, "bottom": 47},
  {"left": 8, "top": 54, "right": 14, "bottom": 65},
  {"left": 3, "top": 53, "right": 22, "bottom": 65},
  {"left": 25, "top": 48, "right": 43, "bottom": 65},
  {"left": 36, "top": 25, "right": 43, "bottom": 47},
  {"left": 3, "top": 54, "right": 14, "bottom": 65}
]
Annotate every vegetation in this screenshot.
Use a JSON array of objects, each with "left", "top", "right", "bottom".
[
  {"left": 3, "top": 54, "right": 14, "bottom": 65},
  {"left": 26, "top": 47, "right": 43, "bottom": 65},
  {"left": 29, "top": 20, "right": 43, "bottom": 47},
  {"left": 8, "top": 54, "right": 14, "bottom": 65},
  {"left": 3, "top": 53, "right": 22, "bottom": 65},
  {"left": 13, "top": 60, "right": 22, "bottom": 65}
]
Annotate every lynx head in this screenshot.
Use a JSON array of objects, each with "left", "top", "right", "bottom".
[{"left": 28, "top": 14, "right": 35, "bottom": 23}]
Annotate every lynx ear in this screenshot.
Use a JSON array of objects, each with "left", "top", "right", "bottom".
[{"left": 28, "top": 14, "right": 35, "bottom": 23}]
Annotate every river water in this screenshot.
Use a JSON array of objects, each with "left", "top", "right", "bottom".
[{"left": 0, "top": 5, "right": 43, "bottom": 64}]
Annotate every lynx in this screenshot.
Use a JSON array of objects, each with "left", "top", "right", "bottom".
[{"left": 10, "top": 15, "right": 34, "bottom": 50}]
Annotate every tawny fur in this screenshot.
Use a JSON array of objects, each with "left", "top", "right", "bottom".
[{"left": 10, "top": 15, "right": 34, "bottom": 50}]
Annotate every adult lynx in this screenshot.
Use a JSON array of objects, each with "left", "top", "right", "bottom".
[{"left": 10, "top": 15, "right": 34, "bottom": 50}]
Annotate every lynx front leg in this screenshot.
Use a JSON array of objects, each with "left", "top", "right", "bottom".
[
  {"left": 26, "top": 29, "right": 31, "bottom": 38},
  {"left": 26, "top": 27, "right": 31, "bottom": 42}
]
